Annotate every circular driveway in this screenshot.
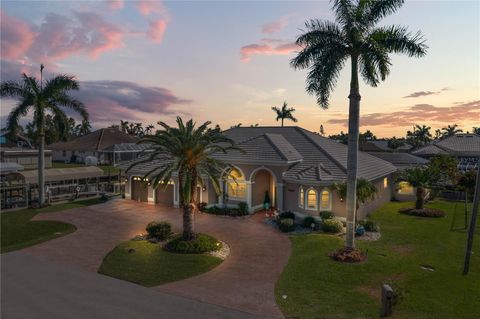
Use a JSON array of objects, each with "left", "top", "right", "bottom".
[{"left": 26, "top": 199, "right": 291, "bottom": 318}]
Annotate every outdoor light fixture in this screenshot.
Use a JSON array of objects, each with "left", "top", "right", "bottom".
[{"left": 202, "top": 186, "right": 207, "bottom": 191}]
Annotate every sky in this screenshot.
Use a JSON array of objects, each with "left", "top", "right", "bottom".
[{"left": 1, "top": 0, "right": 479, "bottom": 138}]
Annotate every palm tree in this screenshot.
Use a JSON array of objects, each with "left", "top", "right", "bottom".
[
  {"left": 333, "top": 178, "right": 377, "bottom": 213},
  {"left": 128, "top": 117, "right": 239, "bottom": 240},
  {"left": 272, "top": 101, "right": 298, "bottom": 127},
  {"left": 407, "top": 125, "right": 432, "bottom": 148},
  {"left": 120, "top": 120, "right": 129, "bottom": 133},
  {"left": 387, "top": 136, "right": 405, "bottom": 152},
  {"left": 441, "top": 124, "right": 463, "bottom": 138},
  {"left": 473, "top": 127, "right": 480, "bottom": 135},
  {"left": 1, "top": 65, "right": 87, "bottom": 206},
  {"left": 402, "top": 167, "right": 439, "bottom": 209},
  {"left": 76, "top": 119, "right": 92, "bottom": 136},
  {"left": 291, "top": 0, "right": 427, "bottom": 249}
]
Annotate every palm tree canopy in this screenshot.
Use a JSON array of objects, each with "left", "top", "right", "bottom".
[
  {"left": 290, "top": 0, "right": 427, "bottom": 108},
  {"left": 271, "top": 101, "right": 298, "bottom": 123},
  {"left": 333, "top": 178, "right": 377, "bottom": 204},
  {"left": 127, "top": 117, "right": 240, "bottom": 205},
  {"left": 402, "top": 166, "right": 439, "bottom": 188},
  {"left": 1, "top": 73, "right": 87, "bottom": 136},
  {"left": 441, "top": 124, "right": 463, "bottom": 138}
]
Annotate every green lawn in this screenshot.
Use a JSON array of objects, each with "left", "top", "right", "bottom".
[
  {"left": 98, "top": 240, "right": 223, "bottom": 287},
  {"left": 1, "top": 197, "right": 105, "bottom": 253},
  {"left": 52, "top": 162, "right": 120, "bottom": 175},
  {"left": 276, "top": 201, "right": 480, "bottom": 319}
]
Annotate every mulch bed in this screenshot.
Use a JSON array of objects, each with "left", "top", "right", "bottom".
[
  {"left": 399, "top": 207, "right": 446, "bottom": 218},
  {"left": 329, "top": 247, "right": 367, "bottom": 263}
]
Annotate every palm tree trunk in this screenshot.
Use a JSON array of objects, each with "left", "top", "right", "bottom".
[
  {"left": 182, "top": 204, "right": 195, "bottom": 240},
  {"left": 281, "top": 118, "right": 284, "bottom": 127},
  {"left": 345, "top": 56, "right": 361, "bottom": 249},
  {"left": 415, "top": 186, "right": 425, "bottom": 209},
  {"left": 38, "top": 127, "right": 45, "bottom": 207}
]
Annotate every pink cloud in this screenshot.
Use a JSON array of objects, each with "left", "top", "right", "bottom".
[
  {"left": 147, "top": 19, "right": 167, "bottom": 42},
  {"left": 0, "top": 10, "right": 35, "bottom": 59},
  {"left": 240, "top": 39, "right": 298, "bottom": 62},
  {"left": 106, "top": 0, "right": 124, "bottom": 11},
  {"left": 327, "top": 101, "right": 480, "bottom": 128},
  {"left": 136, "top": 0, "right": 166, "bottom": 16},
  {"left": 262, "top": 16, "right": 288, "bottom": 34}
]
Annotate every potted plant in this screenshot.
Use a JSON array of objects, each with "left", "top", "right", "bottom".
[{"left": 263, "top": 191, "right": 271, "bottom": 210}]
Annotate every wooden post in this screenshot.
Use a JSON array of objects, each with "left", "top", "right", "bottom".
[
  {"left": 463, "top": 167, "right": 480, "bottom": 275},
  {"left": 381, "top": 284, "right": 394, "bottom": 317}
]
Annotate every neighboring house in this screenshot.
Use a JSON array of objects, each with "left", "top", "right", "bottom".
[
  {"left": 48, "top": 128, "right": 139, "bottom": 165},
  {"left": 0, "top": 131, "right": 32, "bottom": 149},
  {"left": 361, "top": 140, "right": 412, "bottom": 152},
  {"left": 122, "top": 126, "right": 397, "bottom": 220},
  {"left": 411, "top": 134, "right": 480, "bottom": 171},
  {"left": 0, "top": 148, "right": 52, "bottom": 169}
]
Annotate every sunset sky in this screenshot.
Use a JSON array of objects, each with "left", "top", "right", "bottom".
[{"left": 1, "top": 0, "right": 479, "bottom": 138}]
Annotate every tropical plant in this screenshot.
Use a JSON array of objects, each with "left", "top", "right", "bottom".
[
  {"left": 406, "top": 124, "right": 432, "bottom": 148},
  {"left": 441, "top": 124, "right": 463, "bottom": 138},
  {"left": 473, "top": 127, "right": 480, "bottom": 135},
  {"left": 329, "top": 131, "right": 349, "bottom": 145},
  {"left": 1, "top": 65, "right": 87, "bottom": 206},
  {"left": 290, "top": 0, "right": 427, "bottom": 248},
  {"left": 402, "top": 167, "right": 440, "bottom": 209},
  {"left": 127, "top": 117, "right": 239, "bottom": 240},
  {"left": 333, "top": 178, "right": 378, "bottom": 212},
  {"left": 75, "top": 119, "right": 92, "bottom": 136},
  {"left": 272, "top": 101, "right": 298, "bottom": 127},
  {"left": 387, "top": 136, "right": 405, "bottom": 151},
  {"left": 428, "top": 155, "right": 458, "bottom": 185}
]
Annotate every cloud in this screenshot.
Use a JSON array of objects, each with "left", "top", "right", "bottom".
[
  {"left": 403, "top": 91, "right": 440, "bottom": 98},
  {"left": 240, "top": 39, "right": 298, "bottom": 62},
  {"left": 147, "top": 19, "right": 167, "bottom": 42},
  {"left": 74, "top": 80, "right": 192, "bottom": 124},
  {"left": 106, "top": 0, "right": 124, "bottom": 11},
  {"left": 327, "top": 101, "right": 480, "bottom": 127},
  {"left": 135, "top": 0, "right": 167, "bottom": 16},
  {"left": 0, "top": 10, "right": 35, "bottom": 59},
  {"left": 262, "top": 16, "right": 288, "bottom": 34}
]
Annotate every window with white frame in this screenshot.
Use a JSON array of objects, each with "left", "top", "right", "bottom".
[
  {"left": 299, "top": 187, "right": 304, "bottom": 208},
  {"left": 226, "top": 168, "right": 246, "bottom": 199},
  {"left": 320, "top": 190, "right": 331, "bottom": 210},
  {"left": 306, "top": 188, "right": 318, "bottom": 210}
]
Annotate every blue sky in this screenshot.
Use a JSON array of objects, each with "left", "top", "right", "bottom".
[{"left": 1, "top": 0, "right": 479, "bottom": 137}]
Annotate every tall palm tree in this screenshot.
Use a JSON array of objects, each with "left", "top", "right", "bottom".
[
  {"left": 1, "top": 65, "right": 87, "bottom": 206},
  {"left": 291, "top": 0, "right": 427, "bottom": 249},
  {"left": 128, "top": 117, "right": 239, "bottom": 240},
  {"left": 441, "top": 124, "right": 463, "bottom": 138},
  {"left": 407, "top": 125, "right": 432, "bottom": 148},
  {"left": 272, "top": 101, "right": 298, "bottom": 127}
]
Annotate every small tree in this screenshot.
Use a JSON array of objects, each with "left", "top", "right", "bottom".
[
  {"left": 333, "top": 178, "right": 378, "bottom": 213},
  {"left": 402, "top": 167, "right": 439, "bottom": 209}
]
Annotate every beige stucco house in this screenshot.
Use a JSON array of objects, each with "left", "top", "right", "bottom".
[{"left": 121, "top": 126, "right": 397, "bottom": 220}]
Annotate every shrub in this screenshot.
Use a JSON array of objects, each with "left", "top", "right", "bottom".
[
  {"left": 320, "top": 211, "right": 334, "bottom": 220},
  {"left": 146, "top": 221, "right": 172, "bottom": 241},
  {"left": 278, "top": 218, "right": 295, "bottom": 233},
  {"left": 198, "top": 202, "right": 208, "bottom": 212},
  {"left": 303, "top": 216, "right": 317, "bottom": 229},
  {"left": 321, "top": 219, "right": 343, "bottom": 233},
  {"left": 359, "top": 220, "right": 380, "bottom": 232},
  {"left": 329, "top": 247, "right": 366, "bottom": 263},
  {"left": 165, "top": 233, "right": 221, "bottom": 254},
  {"left": 237, "top": 202, "right": 249, "bottom": 215},
  {"left": 399, "top": 207, "right": 446, "bottom": 218},
  {"left": 279, "top": 211, "right": 295, "bottom": 220}
]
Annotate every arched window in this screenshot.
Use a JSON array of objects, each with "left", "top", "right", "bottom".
[
  {"left": 306, "top": 188, "right": 317, "bottom": 210},
  {"left": 226, "top": 168, "right": 246, "bottom": 199},
  {"left": 320, "top": 190, "right": 331, "bottom": 210},
  {"left": 299, "top": 187, "right": 304, "bottom": 208}
]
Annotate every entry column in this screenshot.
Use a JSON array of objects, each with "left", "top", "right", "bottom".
[
  {"left": 246, "top": 181, "right": 253, "bottom": 213},
  {"left": 276, "top": 182, "right": 284, "bottom": 212},
  {"left": 147, "top": 184, "right": 156, "bottom": 205}
]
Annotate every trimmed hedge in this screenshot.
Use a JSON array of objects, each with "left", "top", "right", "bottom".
[
  {"left": 146, "top": 221, "right": 172, "bottom": 241},
  {"left": 320, "top": 211, "right": 334, "bottom": 220},
  {"left": 279, "top": 211, "right": 296, "bottom": 220},
  {"left": 303, "top": 216, "right": 317, "bottom": 229},
  {"left": 165, "top": 233, "right": 222, "bottom": 254},
  {"left": 399, "top": 207, "right": 446, "bottom": 218},
  {"left": 278, "top": 218, "right": 295, "bottom": 233},
  {"left": 358, "top": 220, "right": 380, "bottom": 232},
  {"left": 321, "top": 219, "right": 343, "bottom": 233},
  {"left": 203, "top": 204, "right": 249, "bottom": 217}
]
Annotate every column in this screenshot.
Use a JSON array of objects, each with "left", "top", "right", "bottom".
[
  {"left": 246, "top": 181, "right": 253, "bottom": 213},
  {"left": 173, "top": 178, "right": 180, "bottom": 208},
  {"left": 125, "top": 176, "right": 132, "bottom": 199},
  {"left": 218, "top": 180, "right": 224, "bottom": 206},
  {"left": 147, "top": 184, "right": 155, "bottom": 205},
  {"left": 276, "top": 182, "right": 284, "bottom": 212}
]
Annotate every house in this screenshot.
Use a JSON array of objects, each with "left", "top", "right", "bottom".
[
  {"left": 361, "top": 140, "right": 412, "bottom": 152},
  {"left": 0, "top": 148, "right": 52, "bottom": 169},
  {"left": 121, "top": 126, "right": 397, "bottom": 220},
  {"left": 48, "top": 128, "right": 139, "bottom": 165},
  {"left": 366, "top": 152, "right": 428, "bottom": 171},
  {"left": 411, "top": 134, "right": 480, "bottom": 171}
]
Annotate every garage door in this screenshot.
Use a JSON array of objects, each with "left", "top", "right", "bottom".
[
  {"left": 131, "top": 180, "right": 148, "bottom": 202},
  {"left": 156, "top": 184, "right": 174, "bottom": 206}
]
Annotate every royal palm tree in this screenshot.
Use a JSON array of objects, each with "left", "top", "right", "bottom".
[
  {"left": 333, "top": 178, "right": 377, "bottom": 213},
  {"left": 291, "top": 0, "right": 427, "bottom": 249},
  {"left": 1, "top": 65, "right": 87, "bottom": 206},
  {"left": 402, "top": 167, "right": 439, "bottom": 209},
  {"left": 441, "top": 124, "right": 463, "bottom": 138},
  {"left": 128, "top": 117, "right": 239, "bottom": 240},
  {"left": 272, "top": 101, "right": 298, "bottom": 127}
]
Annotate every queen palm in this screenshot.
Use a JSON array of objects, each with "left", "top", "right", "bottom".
[
  {"left": 441, "top": 124, "right": 463, "bottom": 138},
  {"left": 272, "top": 101, "right": 298, "bottom": 127},
  {"left": 1, "top": 65, "right": 87, "bottom": 206},
  {"left": 128, "top": 117, "right": 238, "bottom": 240},
  {"left": 291, "top": 0, "right": 427, "bottom": 249}
]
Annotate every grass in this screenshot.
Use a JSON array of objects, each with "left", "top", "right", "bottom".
[
  {"left": 1, "top": 197, "right": 105, "bottom": 253},
  {"left": 98, "top": 240, "right": 223, "bottom": 287},
  {"left": 52, "top": 162, "right": 120, "bottom": 174},
  {"left": 275, "top": 201, "right": 480, "bottom": 319}
]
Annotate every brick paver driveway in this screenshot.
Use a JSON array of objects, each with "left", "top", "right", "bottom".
[{"left": 26, "top": 199, "right": 291, "bottom": 318}]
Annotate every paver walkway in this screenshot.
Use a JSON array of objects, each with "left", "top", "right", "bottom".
[{"left": 25, "top": 199, "right": 291, "bottom": 318}]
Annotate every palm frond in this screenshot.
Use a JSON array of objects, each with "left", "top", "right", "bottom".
[{"left": 370, "top": 25, "right": 428, "bottom": 57}]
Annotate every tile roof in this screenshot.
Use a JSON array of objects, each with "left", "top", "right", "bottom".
[
  {"left": 412, "top": 134, "right": 480, "bottom": 157},
  {"left": 362, "top": 140, "right": 412, "bottom": 152},
  {"left": 48, "top": 128, "right": 138, "bottom": 152},
  {"left": 367, "top": 152, "right": 428, "bottom": 171}
]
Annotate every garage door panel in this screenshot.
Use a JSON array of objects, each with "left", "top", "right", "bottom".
[{"left": 156, "top": 185, "right": 174, "bottom": 206}]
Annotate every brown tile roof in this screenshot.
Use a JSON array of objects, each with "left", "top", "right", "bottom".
[
  {"left": 412, "top": 134, "right": 480, "bottom": 157},
  {"left": 48, "top": 128, "right": 138, "bottom": 152}
]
